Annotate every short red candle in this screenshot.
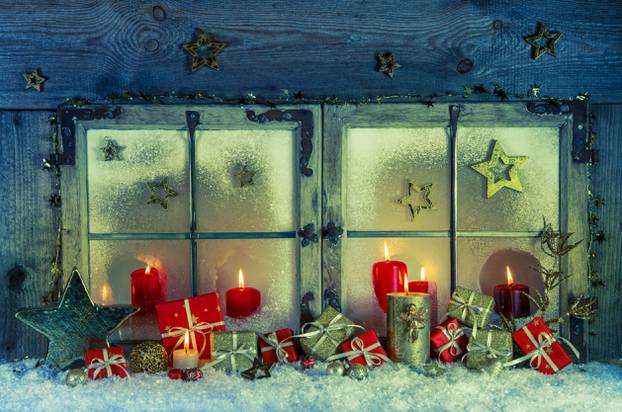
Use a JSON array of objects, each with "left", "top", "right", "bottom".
[
  {"left": 131, "top": 265, "right": 162, "bottom": 312},
  {"left": 226, "top": 269, "right": 261, "bottom": 318},
  {"left": 408, "top": 267, "right": 438, "bottom": 327},
  {"left": 373, "top": 242, "right": 407, "bottom": 313},
  {"left": 493, "top": 266, "right": 531, "bottom": 319}
]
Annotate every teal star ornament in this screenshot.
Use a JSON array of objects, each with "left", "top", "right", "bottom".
[{"left": 15, "top": 269, "right": 138, "bottom": 369}]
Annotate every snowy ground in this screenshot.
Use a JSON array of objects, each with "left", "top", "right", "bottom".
[{"left": 1, "top": 360, "right": 621, "bottom": 412}]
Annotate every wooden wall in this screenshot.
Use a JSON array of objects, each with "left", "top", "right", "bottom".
[{"left": 0, "top": 0, "right": 620, "bottom": 361}]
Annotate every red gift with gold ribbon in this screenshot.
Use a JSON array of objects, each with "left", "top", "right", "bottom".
[
  {"left": 258, "top": 328, "right": 299, "bottom": 364},
  {"left": 430, "top": 317, "right": 468, "bottom": 363},
  {"left": 85, "top": 346, "right": 129, "bottom": 380}
]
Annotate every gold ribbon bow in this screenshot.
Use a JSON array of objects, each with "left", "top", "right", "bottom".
[
  {"left": 433, "top": 322, "right": 465, "bottom": 357},
  {"left": 160, "top": 298, "right": 225, "bottom": 358},
  {"left": 399, "top": 304, "right": 428, "bottom": 343},
  {"left": 296, "top": 314, "right": 365, "bottom": 353},
  {"left": 205, "top": 332, "right": 256, "bottom": 371},
  {"left": 88, "top": 348, "right": 128, "bottom": 379},
  {"left": 259, "top": 332, "right": 294, "bottom": 363},
  {"left": 326, "top": 336, "right": 398, "bottom": 369},
  {"left": 504, "top": 327, "right": 580, "bottom": 372},
  {"left": 449, "top": 291, "right": 491, "bottom": 328}
]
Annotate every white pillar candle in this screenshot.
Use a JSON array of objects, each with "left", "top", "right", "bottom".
[{"left": 172, "top": 331, "right": 200, "bottom": 369}]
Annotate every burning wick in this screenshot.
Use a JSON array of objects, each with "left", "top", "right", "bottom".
[
  {"left": 145, "top": 264, "right": 151, "bottom": 275},
  {"left": 404, "top": 274, "right": 410, "bottom": 293},
  {"left": 184, "top": 330, "right": 190, "bottom": 354},
  {"left": 384, "top": 241, "right": 391, "bottom": 261},
  {"left": 420, "top": 267, "right": 426, "bottom": 281},
  {"left": 506, "top": 266, "right": 514, "bottom": 285},
  {"left": 238, "top": 268, "right": 245, "bottom": 289}
]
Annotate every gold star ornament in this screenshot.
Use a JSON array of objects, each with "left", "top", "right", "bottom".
[
  {"left": 23, "top": 69, "right": 48, "bottom": 91},
  {"left": 397, "top": 180, "right": 434, "bottom": 220},
  {"left": 183, "top": 29, "right": 227, "bottom": 72},
  {"left": 147, "top": 177, "right": 179, "bottom": 209},
  {"left": 376, "top": 52, "right": 401, "bottom": 78},
  {"left": 234, "top": 165, "right": 256, "bottom": 187},
  {"left": 524, "top": 22, "right": 561, "bottom": 60},
  {"left": 471, "top": 140, "right": 528, "bottom": 198}
]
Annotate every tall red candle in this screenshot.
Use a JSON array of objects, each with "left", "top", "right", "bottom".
[
  {"left": 408, "top": 267, "right": 438, "bottom": 327},
  {"left": 131, "top": 265, "right": 162, "bottom": 312},
  {"left": 493, "top": 266, "right": 531, "bottom": 319},
  {"left": 226, "top": 269, "right": 261, "bottom": 318},
  {"left": 373, "top": 241, "right": 407, "bottom": 313}
]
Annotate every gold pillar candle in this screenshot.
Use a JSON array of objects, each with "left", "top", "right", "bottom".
[{"left": 386, "top": 292, "right": 431, "bottom": 366}]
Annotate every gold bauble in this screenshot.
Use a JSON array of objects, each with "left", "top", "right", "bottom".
[
  {"left": 65, "top": 368, "right": 87, "bottom": 387},
  {"left": 130, "top": 341, "right": 168, "bottom": 374},
  {"left": 326, "top": 361, "right": 346, "bottom": 376}
]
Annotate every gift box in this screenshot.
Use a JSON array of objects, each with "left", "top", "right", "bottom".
[
  {"left": 208, "top": 331, "right": 258, "bottom": 373},
  {"left": 258, "top": 328, "right": 299, "bottom": 364},
  {"left": 512, "top": 316, "right": 573, "bottom": 375},
  {"left": 156, "top": 293, "right": 225, "bottom": 363},
  {"left": 85, "top": 346, "right": 129, "bottom": 380},
  {"left": 447, "top": 286, "right": 494, "bottom": 329},
  {"left": 465, "top": 328, "right": 513, "bottom": 370},
  {"left": 337, "top": 330, "right": 390, "bottom": 367},
  {"left": 298, "top": 305, "right": 363, "bottom": 360},
  {"left": 430, "top": 317, "right": 469, "bottom": 363}
]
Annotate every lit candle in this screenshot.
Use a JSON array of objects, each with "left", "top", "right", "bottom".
[
  {"left": 493, "top": 266, "right": 531, "bottom": 319},
  {"left": 226, "top": 269, "right": 261, "bottom": 318},
  {"left": 372, "top": 241, "right": 408, "bottom": 313},
  {"left": 130, "top": 264, "right": 162, "bottom": 312},
  {"left": 172, "top": 331, "right": 200, "bottom": 369},
  {"left": 408, "top": 267, "right": 438, "bottom": 327}
]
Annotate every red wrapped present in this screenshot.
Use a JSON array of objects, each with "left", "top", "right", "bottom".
[
  {"left": 511, "top": 316, "right": 577, "bottom": 375},
  {"left": 430, "top": 317, "right": 469, "bottom": 363},
  {"left": 330, "top": 330, "right": 393, "bottom": 368},
  {"left": 85, "top": 346, "right": 129, "bottom": 380},
  {"left": 258, "top": 328, "right": 299, "bottom": 364},
  {"left": 156, "top": 293, "right": 225, "bottom": 362}
]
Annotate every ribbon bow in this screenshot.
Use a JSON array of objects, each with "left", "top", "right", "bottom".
[
  {"left": 433, "top": 322, "right": 465, "bottom": 357},
  {"left": 449, "top": 291, "right": 491, "bottom": 328},
  {"left": 398, "top": 304, "right": 427, "bottom": 343},
  {"left": 326, "top": 336, "right": 398, "bottom": 370},
  {"left": 87, "top": 348, "right": 128, "bottom": 379},
  {"left": 205, "top": 332, "right": 256, "bottom": 372},
  {"left": 296, "top": 314, "right": 365, "bottom": 353},
  {"left": 259, "top": 333, "right": 294, "bottom": 363},
  {"left": 504, "top": 328, "right": 580, "bottom": 372}
]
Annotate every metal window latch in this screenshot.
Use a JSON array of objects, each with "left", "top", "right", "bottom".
[
  {"left": 297, "top": 224, "right": 318, "bottom": 247},
  {"left": 322, "top": 221, "right": 344, "bottom": 246}
]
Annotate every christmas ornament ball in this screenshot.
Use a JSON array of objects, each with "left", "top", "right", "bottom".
[
  {"left": 300, "top": 357, "right": 316, "bottom": 369},
  {"left": 182, "top": 368, "right": 203, "bottom": 382},
  {"left": 65, "top": 368, "right": 87, "bottom": 387},
  {"left": 130, "top": 341, "right": 168, "bottom": 374},
  {"left": 326, "top": 361, "right": 346, "bottom": 376},
  {"left": 347, "top": 364, "right": 368, "bottom": 380}
]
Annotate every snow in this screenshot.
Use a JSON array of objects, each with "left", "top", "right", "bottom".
[{"left": 1, "top": 360, "right": 621, "bottom": 412}]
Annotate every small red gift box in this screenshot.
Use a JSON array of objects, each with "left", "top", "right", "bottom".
[
  {"left": 339, "top": 330, "right": 389, "bottom": 367},
  {"left": 512, "top": 316, "right": 573, "bottom": 375},
  {"left": 156, "top": 293, "right": 225, "bottom": 362},
  {"left": 258, "top": 328, "right": 299, "bottom": 364},
  {"left": 85, "top": 346, "right": 129, "bottom": 380},
  {"left": 430, "top": 317, "right": 469, "bottom": 363}
]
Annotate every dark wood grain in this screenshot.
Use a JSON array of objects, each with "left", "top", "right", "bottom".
[
  {"left": 0, "top": 111, "right": 54, "bottom": 360},
  {"left": 589, "top": 104, "right": 622, "bottom": 361},
  {"left": 0, "top": 0, "right": 621, "bottom": 108}
]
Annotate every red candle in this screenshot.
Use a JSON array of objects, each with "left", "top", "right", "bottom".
[
  {"left": 408, "top": 267, "right": 438, "bottom": 327},
  {"left": 131, "top": 265, "right": 162, "bottom": 312},
  {"left": 373, "top": 241, "right": 407, "bottom": 313},
  {"left": 226, "top": 269, "right": 261, "bottom": 318},
  {"left": 493, "top": 266, "right": 531, "bottom": 319}
]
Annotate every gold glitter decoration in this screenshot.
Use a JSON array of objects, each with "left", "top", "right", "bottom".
[
  {"left": 397, "top": 180, "right": 433, "bottom": 220},
  {"left": 524, "top": 22, "right": 561, "bottom": 60},
  {"left": 471, "top": 140, "right": 528, "bottom": 198},
  {"left": 23, "top": 69, "right": 47, "bottom": 91},
  {"left": 376, "top": 52, "right": 401, "bottom": 78},
  {"left": 146, "top": 177, "right": 179, "bottom": 209},
  {"left": 130, "top": 341, "right": 168, "bottom": 374},
  {"left": 399, "top": 303, "right": 428, "bottom": 343},
  {"left": 182, "top": 29, "right": 227, "bottom": 72}
]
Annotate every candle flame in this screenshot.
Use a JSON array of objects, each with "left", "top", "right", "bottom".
[
  {"left": 184, "top": 330, "right": 190, "bottom": 352},
  {"left": 404, "top": 274, "right": 409, "bottom": 293},
  {"left": 238, "top": 268, "right": 245, "bottom": 289},
  {"left": 384, "top": 241, "right": 391, "bottom": 261},
  {"left": 420, "top": 267, "right": 426, "bottom": 281},
  {"left": 506, "top": 266, "right": 514, "bottom": 285},
  {"left": 145, "top": 264, "right": 151, "bottom": 275},
  {"left": 100, "top": 283, "right": 111, "bottom": 303}
]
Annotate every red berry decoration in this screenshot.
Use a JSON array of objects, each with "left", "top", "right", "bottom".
[
  {"left": 182, "top": 368, "right": 203, "bottom": 381},
  {"left": 300, "top": 357, "right": 315, "bottom": 369},
  {"left": 167, "top": 368, "right": 184, "bottom": 380}
]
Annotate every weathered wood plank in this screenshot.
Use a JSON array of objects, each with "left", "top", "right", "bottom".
[
  {"left": 0, "top": 0, "right": 621, "bottom": 108},
  {"left": 0, "top": 111, "right": 54, "bottom": 360},
  {"left": 589, "top": 104, "right": 622, "bottom": 361}
]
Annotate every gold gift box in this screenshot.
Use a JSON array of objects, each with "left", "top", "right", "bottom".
[
  {"left": 447, "top": 286, "right": 494, "bottom": 329},
  {"left": 299, "top": 305, "right": 358, "bottom": 360},
  {"left": 465, "top": 329, "right": 513, "bottom": 370},
  {"left": 209, "top": 331, "right": 257, "bottom": 373}
]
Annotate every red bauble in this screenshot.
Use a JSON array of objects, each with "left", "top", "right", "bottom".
[
  {"left": 167, "top": 368, "right": 184, "bottom": 380},
  {"left": 300, "top": 357, "right": 315, "bottom": 369},
  {"left": 182, "top": 368, "right": 203, "bottom": 381}
]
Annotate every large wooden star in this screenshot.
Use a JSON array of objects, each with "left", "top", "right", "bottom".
[
  {"left": 397, "top": 180, "right": 434, "bottom": 220},
  {"left": 15, "top": 269, "right": 138, "bottom": 369},
  {"left": 471, "top": 140, "right": 528, "bottom": 198},
  {"left": 182, "top": 29, "right": 227, "bottom": 72},
  {"left": 524, "top": 22, "right": 561, "bottom": 60}
]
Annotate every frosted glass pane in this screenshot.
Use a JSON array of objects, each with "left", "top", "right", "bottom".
[
  {"left": 195, "top": 130, "right": 297, "bottom": 232},
  {"left": 456, "top": 237, "right": 558, "bottom": 318},
  {"left": 86, "top": 129, "right": 190, "bottom": 233},
  {"left": 457, "top": 127, "right": 559, "bottom": 231},
  {"left": 197, "top": 239, "right": 299, "bottom": 332},
  {"left": 345, "top": 128, "right": 450, "bottom": 231},
  {"left": 342, "top": 238, "right": 451, "bottom": 335}
]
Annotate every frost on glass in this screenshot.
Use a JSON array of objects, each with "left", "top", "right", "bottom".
[
  {"left": 342, "top": 237, "right": 450, "bottom": 334},
  {"left": 86, "top": 129, "right": 190, "bottom": 233},
  {"left": 345, "top": 128, "right": 450, "bottom": 231},
  {"left": 457, "top": 127, "right": 559, "bottom": 231},
  {"left": 198, "top": 239, "right": 299, "bottom": 332},
  {"left": 456, "top": 237, "right": 558, "bottom": 319},
  {"left": 195, "top": 130, "right": 297, "bottom": 232}
]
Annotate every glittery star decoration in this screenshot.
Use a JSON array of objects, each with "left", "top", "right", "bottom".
[
  {"left": 100, "top": 138, "right": 124, "bottom": 161},
  {"left": 146, "top": 177, "right": 179, "bottom": 209},
  {"left": 182, "top": 29, "right": 227, "bottom": 72},
  {"left": 397, "top": 180, "right": 434, "bottom": 221},
  {"left": 234, "top": 165, "right": 256, "bottom": 187},
  {"left": 376, "top": 52, "right": 401, "bottom": 78},
  {"left": 23, "top": 68, "right": 47, "bottom": 91},
  {"left": 524, "top": 22, "right": 561, "bottom": 60},
  {"left": 15, "top": 269, "right": 138, "bottom": 369},
  {"left": 471, "top": 140, "right": 528, "bottom": 198},
  {"left": 241, "top": 358, "right": 273, "bottom": 380}
]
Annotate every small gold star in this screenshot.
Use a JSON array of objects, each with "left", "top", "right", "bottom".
[
  {"left": 23, "top": 69, "right": 48, "bottom": 91},
  {"left": 100, "top": 138, "right": 124, "bottom": 161},
  {"left": 376, "top": 52, "right": 401, "bottom": 78},
  {"left": 526, "top": 343, "right": 532, "bottom": 349},
  {"left": 182, "top": 29, "right": 227, "bottom": 72},
  {"left": 234, "top": 165, "right": 256, "bottom": 187},
  {"left": 203, "top": 308, "right": 208, "bottom": 312},
  {"left": 397, "top": 180, "right": 434, "bottom": 220},
  {"left": 533, "top": 319, "right": 540, "bottom": 326},
  {"left": 146, "top": 177, "right": 179, "bottom": 209},
  {"left": 173, "top": 313, "right": 179, "bottom": 318},
  {"left": 191, "top": 314, "right": 199, "bottom": 323},
  {"left": 471, "top": 140, "right": 528, "bottom": 198},
  {"left": 524, "top": 22, "right": 561, "bottom": 60}
]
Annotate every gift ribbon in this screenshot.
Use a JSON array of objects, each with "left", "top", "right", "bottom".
[
  {"left": 259, "top": 332, "right": 294, "bottom": 363},
  {"left": 325, "top": 336, "right": 398, "bottom": 370},
  {"left": 433, "top": 322, "right": 465, "bottom": 358},
  {"left": 160, "top": 298, "right": 225, "bottom": 358},
  {"left": 503, "top": 326, "right": 580, "bottom": 372},
  {"left": 449, "top": 290, "right": 492, "bottom": 328},
  {"left": 295, "top": 314, "right": 365, "bottom": 353},
  {"left": 88, "top": 348, "right": 128, "bottom": 379},
  {"left": 463, "top": 331, "right": 512, "bottom": 363},
  {"left": 205, "top": 332, "right": 256, "bottom": 372}
]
